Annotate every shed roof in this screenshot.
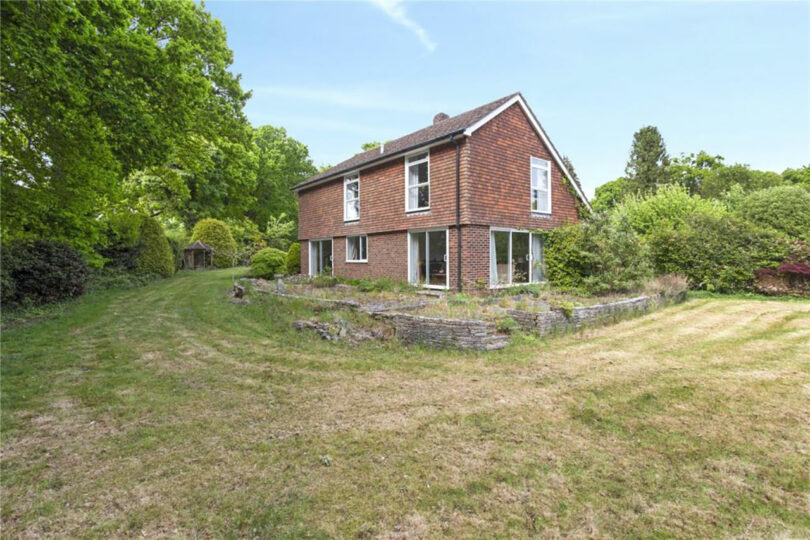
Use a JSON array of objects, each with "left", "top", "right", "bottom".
[{"left": 184, "top": 241, "right": 214, "bottom": 252}]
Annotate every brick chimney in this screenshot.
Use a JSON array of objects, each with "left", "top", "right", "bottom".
[{"left": 433, "top": 112, "right": 449, "bottom": 124}]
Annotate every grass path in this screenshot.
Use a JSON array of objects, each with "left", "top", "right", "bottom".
[{"left": 2, "top": 270, "right": 809, "bottom": 537}]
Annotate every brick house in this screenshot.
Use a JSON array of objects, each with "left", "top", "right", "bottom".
[{"left": 293, "top": 92, "right": 591, "bottom": 291}]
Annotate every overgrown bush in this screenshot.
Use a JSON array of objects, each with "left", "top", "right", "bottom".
[
  {"left": 190, "top": 218, "right": 237, "bottom": 268},
  {"left": 250, "top": 247, "right": 286, "bottom": 278},
  {"left": 1, "top": 241, "right": 90, "bottom": 306},
  {"left": 312, "top": 275, "right": 338, "bottom": 288},
  {"left": 611, "top": 185, "right": 727, "bottom": 237},
  {"left": 544, "top": 214, "right": 652, "bottom": 295},
  {"left": 643, "top": 274, "right": 689, "bottom": 299},
  {"left": 87, "top": 267, "right": 163, "bottom": 292},
  {"left": 164, "top": 221, "right": 190, "bottom": 272},
  {"left": 135, "top": 218, "right": 174, "bottom": 277},
  {"left": 355, "top": 277, "right": 397, "bottom": 292},
  {"left": 649, "top": 213, "right": 788, "bottom": 292},
  {"left": 286, "top": 243, "right": 301, "bottom": 274},
  {"left": 736, "top": 185, "right": 810, "bottom": 240}
]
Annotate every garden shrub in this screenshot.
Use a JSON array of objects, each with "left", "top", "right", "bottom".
[
  {"left": 1, "top": 240, "right": 90, "bottom": 306},
  {"left": 643, "top": 274, "right": 689, "bottom": 300},
  {"left": 135, "top": 218, "right": 174, "bottom": 278},
  {"left": 356, "top": 277, "right": 397, "bottom": 292},
  {"left": 190, "top": 218, "right": 238, "bottom": 268},
  {"left": 250, "top": 247, "right": 287, "bottom": 278},
  {"left": 286, "top": 243, "right": 301, "bottom": 274},
  {"left": 649, "top": 213, "right": 788, "bottom": 292},
  {"left": 611, "top": 185, "right": 727, "bottom": 237},
  {"left": 312, "top": 275, "right": 338, "bottom": 288},
  {"left": 544, "top": 214, "right": 652, "bottom": 295},
  {"left": 736, "top": 185, "right": 810, "bottom": 240}
]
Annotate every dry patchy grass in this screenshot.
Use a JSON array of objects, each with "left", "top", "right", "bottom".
[{"left": 2, "top": 270, "right": 809, "bottom": 537}]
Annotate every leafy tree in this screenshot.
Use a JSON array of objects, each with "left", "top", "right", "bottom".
[
  {"left": 592, "top": 177, "right": 632, "bottom": 211},
  {"left": 247, "top": 126, "right": 317, "bottom": 228},
  {"left": 699, "top": 164, "right": 782, "bottom": 199},
  {"left": 190, "top": 218, "right": 237, "bottom": 268},
  {"left": 736, "top": 185, "right": 810, "bottom": 240},
  {"left": 625, "top": 126, "right": 670, "bottom": 193},
  {"left": 1, "top": 0, "right": 252, "bottom": 254},
  {"left": 265, "top": 213, "right": 296, "bottom": 251},
  {"left": 782, "top": 165, "right": 810, "bottom": 186},
  {"left": 611, "top": 185, "right": 727, "bottom": 237},
  {"left": 361, "top": 141, "right": 381, "bottom": 151},
  {"left": 668, "top": 151, "right": 725, "bottom": 195}
]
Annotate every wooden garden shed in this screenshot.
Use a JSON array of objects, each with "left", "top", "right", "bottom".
[{"left": 184, "top": 241, "right": 214, "bottom": 270}]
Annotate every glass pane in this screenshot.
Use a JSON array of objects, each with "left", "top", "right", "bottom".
[
  {"left": 408, "top": 186, "right": 419, "bottom": 209},
  {"left": 409, "top": 161, "right": 428, "bottom": 186},
  {"left": 347, "top": 237, "right": 358, "bottom": 260},
  {"left": 321, "top": 240, "right": 332, "bottom": 274},
  {"left": 532, "top": 235, "right": 544, "bottom": 282},
  {"left": 411, "top": 152, "right": 428, "bottom": 162},
  {"left": 346, "top": 199, "right": 359, "bottom": 220},
  {"left": 512, "top": 232, "right": 529, "bottom": 284},
  {"left": 428, "top": 231, "right": 446, "bottom": 286},
  {"left": 492, "top": 231, "right": 510, "bottom": 285},
  {"left": 410, "top": 233, "right": 426, "bottom": 284},
  {"left": 531, "top": 189, "right": 539, "bottom": 211},
  {"left": 535, "top": 190, "right": 549, "bottom": 213},
  {"left": 346, "top": 182, "right": 358, "bottom": 199},
  {"left": 360, "top": 236, "right": 367, "bottom": 260},
  {"left": 531, "top": 156, "right": 549, "bottom": 168},
  {"left": 418, "top": 184, "right": 429, "bottom": 208}
]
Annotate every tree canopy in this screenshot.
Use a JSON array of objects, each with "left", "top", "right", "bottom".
[{"left": 625, "top": 126, "right": 670, "bottom": 193}]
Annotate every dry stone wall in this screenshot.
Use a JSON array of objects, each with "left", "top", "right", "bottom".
[{"left": 372, "top": 312, "right": 509, "bottom": 350}]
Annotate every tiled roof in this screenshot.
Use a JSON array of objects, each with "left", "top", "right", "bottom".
[{"left": 293, "top": 92, "right": 520, "bottom": 191}]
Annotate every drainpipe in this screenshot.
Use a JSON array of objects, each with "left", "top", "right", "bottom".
[{"left": 451, "top": 134, "right": 462, "bottom": 292}]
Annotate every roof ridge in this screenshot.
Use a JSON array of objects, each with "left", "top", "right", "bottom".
[{"left": 294, "top": 92, "right": 520, "bottom": 190}]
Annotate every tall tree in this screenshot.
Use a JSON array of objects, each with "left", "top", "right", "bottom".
[
  {"left": 247, "top": 125, "right": 317, "bottom": 229},
  {"left": 668, "top": 151, "right": 725, "bottom": 195},
  {"left": 1, "top": 0, "right": 252, "bottom": 254},
  {"left": 625, "top": 126, "right": 670, "bottom": 193}
]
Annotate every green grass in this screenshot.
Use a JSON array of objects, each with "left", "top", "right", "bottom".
[{"left": 2, "top": 269, "right": 809, "bottom": 537}]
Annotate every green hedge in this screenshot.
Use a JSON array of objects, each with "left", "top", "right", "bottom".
[
  {"left": 736, "top": 185, "right": 810, "bottom": 240},
  {"left": 190, "top": 218, "right": 237, "bottom": 268},
  {"left": 649, "top": 213, "right": 788, "bottom": 292},
  {"left": 250, "top": 247, "right": 287, "bottom": 278},
  {"left": 286, "top": 243, "right": 301, "bottom": 274},
  {"left": 1, "top": 241, "right": 90, "bottom": 306},
  {"left": 136, "top": 217, "right": 174, "bottom": 278}
]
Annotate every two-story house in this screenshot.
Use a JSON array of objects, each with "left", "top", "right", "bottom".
[{"left": 293, "top": 92, "right": 591, "bottom": 291}]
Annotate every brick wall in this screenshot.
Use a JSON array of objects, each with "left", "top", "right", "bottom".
[
  {"left": 297, "top": 102, "right": 581, "bottom": 289},
  {"left": 465, "top": 103, "right": 580, "bottom": 230},
  {"left": 298, "top": 141, "right": 465, "bottom": 241}
]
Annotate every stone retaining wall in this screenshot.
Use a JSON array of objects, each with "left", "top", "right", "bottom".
[
  {"left": 372, "top": 312, "right": 509, "bottom": 350},
  {"left": 507, "top": 294, "right": 669, "bottom": 336}
]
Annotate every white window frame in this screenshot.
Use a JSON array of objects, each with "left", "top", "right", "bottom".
[
  {"left": 530, "top": 156, "right": 552, "bottom": 215},
  {"left": 406, "top": 227, "right": 449, "bottom": 290},
  {"left": 404, "top": 151, "right": 430, "bottom": 213},
  {"left": 489, "top": 227, "right": 545, "bottom": 288},
  {"left": 345, "top": 235, "right": 368, "bottom": 263},
  {"left": 343, "top": 172, "right": 360, "bottom": 222}
]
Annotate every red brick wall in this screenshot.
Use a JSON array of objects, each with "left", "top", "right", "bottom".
[
  {"left": 464, "top": 103, "right": 580, "bottom": 230},
  {"left": 297, "top": 102, "right": 581, "bottom": 289},
  {"left": 298, "top": 141, "right": 465, "bottom": 241}
]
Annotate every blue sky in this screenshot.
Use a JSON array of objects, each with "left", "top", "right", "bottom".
[{"left": 206, "top": 1, "right": 810, "bottom": 197}]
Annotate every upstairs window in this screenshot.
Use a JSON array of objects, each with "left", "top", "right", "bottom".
[
  {"left": 344, "top": 173, "right": 359, "bottom": 221},
  {"left": 531, "top": 157, "right": 551, "bottom": 214},
  {"left": 406, "top": 152, "right": 430, "bottom": 211},
  {"left": 346, "top": 235, "right": 367, "bottom": 262}
]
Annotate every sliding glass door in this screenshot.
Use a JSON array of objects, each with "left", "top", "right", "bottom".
[
  {"left": 309, "top": 239, "right": 333, "bottom": 276},
  {"left": 490, "top": 229, "right": 544, "bottom": 286},
  {"left": 409, "top": 229, "right": 448, "bottom": 288}
]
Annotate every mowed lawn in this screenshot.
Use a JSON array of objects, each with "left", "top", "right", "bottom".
[{"left": 2, "top": 270, "right": 809, "bottom": 538}]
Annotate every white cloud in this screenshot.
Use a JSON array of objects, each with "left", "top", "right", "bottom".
[{"left": 368, "top": 0, "right": 436, "bottom": 53}]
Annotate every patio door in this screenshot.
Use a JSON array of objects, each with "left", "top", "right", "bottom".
[
  {"left": 408, "top": 229, "right": 448, "bottom": 288},
  {"left": 309, "top": 239, "right": 333, "bottom": 276}
]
